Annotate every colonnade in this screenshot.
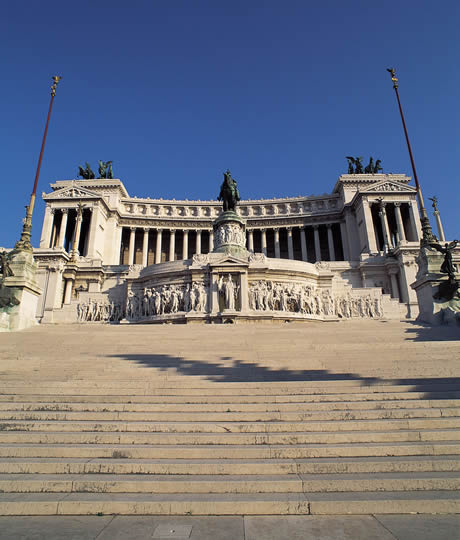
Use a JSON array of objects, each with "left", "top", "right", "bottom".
[
  {"left": 119, "top": 222, "right": 347, "bottom": 266},
  {"left": 43, "top": 207, "right": 93, "bottom": 256},
  {"left": 369, "top": 200, "right": 419, "bottom": 253}
]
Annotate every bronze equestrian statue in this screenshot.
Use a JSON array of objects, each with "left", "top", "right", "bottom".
[{"left": 218, "top": 170, "right": 240, "bottom": 212}]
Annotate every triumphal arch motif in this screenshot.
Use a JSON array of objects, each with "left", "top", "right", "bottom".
[{"left": 32, "top": 168, "right": 425, "bottom": 323}]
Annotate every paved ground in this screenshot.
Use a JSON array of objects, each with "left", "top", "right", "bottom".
[{"left": 0, "top": 514, "right": 459, "bottom": 539}]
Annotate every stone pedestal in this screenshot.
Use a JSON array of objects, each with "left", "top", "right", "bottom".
[
  {"left": 412, "top": 247, "right": 460, "bottom": 325},
  {"left": 0, "top": 251, "right": 42, "bottom": 331},
  {"left": 212, "top": 211, "right": 248, "bottom": 258}
]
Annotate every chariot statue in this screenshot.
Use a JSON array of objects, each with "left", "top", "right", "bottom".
[{"left": 218, "top": 170, "right": 240, "bottom": 212}]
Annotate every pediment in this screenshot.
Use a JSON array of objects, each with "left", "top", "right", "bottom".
[
  {"left": 360, "top": 180, "right": 416, "bottom": 193},
  {"left": 43, "top": 185, "right": 101, "bottom": 201}
]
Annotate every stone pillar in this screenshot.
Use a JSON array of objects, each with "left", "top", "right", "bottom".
[
  {"left": 40, "top": 206, "right": 55, "bottom": 248},
  {"left": 287, "top": 228, "right": 294, "bottom": 260},
  {"left": 169, "top": 229, "right": 176, "bottom": 261},
  {"left": 248, "top": 230, "right": 254, "bottom": 252},
  {"left": 209, "top": 230, "right": 214, "bottom": 252},
  {"left": 87, "top": 205, "right": 101, "bottom": 258},
  {"left": 388, "top": 268, "right": 400, "bottom": 300},
  {"left": 378, "top": 201, "right": 391, "bottom": 251},
  {"left": 196, "top": 230, "right": 202, "bottom": 255},
  {"left": 239, "top": 272, "right": 249, "bottom": 312},
  {"left": 72, "top": 211, "right": 84, "bottom": 256},
  {"left": 434, "top": 210, "right": 446, "bottom": 242},
  {"left": 345, "top": 211, "right": 359, "bottom": 260},
  {"left": 327, "top": 224, "right": 335, "bottom": 261},
  {"left": 57, "top": 209, "right": 69, "bottom": 249},
  {"left": 261, "top": 228, "right": 267, "bottom": 256},
  {"left": 142, "top": 228, "right": 149, "bottom": 267},
  {"left": 408, "top": 200, "right": 421, "bottom": 242},
  {"left": 339, "top": 221, "right": 350, "bottom": 260},
  {"left": 155, "top": 229, "right": 162, "bottom": 264},
  {"left": 183, "top": 230, "right": 189, "bottom": 259},
  {"left": 128, "top": 227, "right": 136, "bottom": 265},
  {"left": 394, "top": 202, "right": 406, "bottom": 244},
  {"left": 313, "top": 225, "right": 321, "bottom": 262},
  {"left": 63, "top": 278, "right": 74, "bottom": 305},
  {"left": 274, "top": 228, "right": 280, "bottom": 258},
  {"left": 300, "top": 227, "right": 308, "bottom": 261},
  {"left": 49, "top": 210, "right": 58, "bottom": 248},
  {"left": 360, "top": 198, "right": 378, "bottom": 254}
]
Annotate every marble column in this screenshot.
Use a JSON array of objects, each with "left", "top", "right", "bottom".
[
  {"left": 274, "top": 228, "right": 280, "bottom": 258},
  {"left": 248, "top": 230, "right": 254, "bottom": 252},
  {"left": 128, "top": 228, "right": 136, "bottom": 265},
  {"left": 57, "top": 209, "right": 69, "bottom": 248},
  {"left": 196, "top": 230, "right": 202, "bottom": 255},
  {"left": 155, "top": 229, "right": 162, "bottom": 264},
  {"left": 72, "top": 212, "right": 84, "bottom": 257},
  {"left": 87, "top": 206, "right": 100, "bottom": 258},
  {"left": 313, "top": 225, "right": 321, "bottom": 262},
  {"left": 339, "top": 221, "right": 350, "bottom": 260},
  {"left": 394, "top": 202, "right": 406, "bottom": 244},
  {"left": 434, "top": 210, "right": 446, "bottom": 242},
  {"left": 63, "top": 278, "right": 74, "bottom": 305},
  {"left": 327, "top": 224, "right": 336, "bottom": 261},
  {"left": 40, "top": 205, "right": 55, "bottom": 248},
  {"left": 209, "top": 230, "right": 214, "bottom": 252},
  {"left": 142, "top": 228, "right": 149, "bottom": 267},
  {"left": 300, "top": 227, "right": 308, "bottom": 262},
  {"left": 261, "top": 229, "right": 267, "bottom": 256},
  {"left": 169, "top": 229, "right": 176, "bottom": 261},
  {"left": 183, "top": 230, "right": 189, "bottom": 259},
  {"left": 408, "top": 200, "right": 421, "bottom": 242},
  {"left": 287, "top": 228, "right": 294, "bottom": 260},
  {"left": 378, "top": 201, "right": 391, "bottom": 251},
  {"left": 49, "top": 210, "right": 58, "bottom": 248},
  {"left": 360, "top": 198, "right": 378, "bottom": 253}
]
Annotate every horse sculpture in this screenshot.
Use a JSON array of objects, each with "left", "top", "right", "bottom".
[{"left": 218, "top": 170, "right": 240, "bottom": 212}]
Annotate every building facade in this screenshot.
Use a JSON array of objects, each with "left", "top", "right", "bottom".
[{"left": 33, "top": 173, "right": 423, "bottom": 323}]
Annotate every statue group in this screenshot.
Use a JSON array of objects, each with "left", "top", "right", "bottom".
[
  {"left": 249, "top": 280, "right": 382, "bottom": 318},
  {"left": 429, "top": 240, "right": 459, "bottom": 301},
  {"left": 78, "top": 160, "right": 113, "bottom": 179},
  {"left": 346, "top": 156, "right": 382, "bottom": 174},
  {"left": 218, "top": 170, "right": 240, "bottom": 211}
]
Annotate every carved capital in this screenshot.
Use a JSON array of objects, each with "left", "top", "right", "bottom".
[{"left": 394, "top": 202, "right": 402, "bottom": 207}]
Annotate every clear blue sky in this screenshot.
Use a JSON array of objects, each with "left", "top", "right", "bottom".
[{"left": 1, "top": 0, "right": 458, "bottom": 248}]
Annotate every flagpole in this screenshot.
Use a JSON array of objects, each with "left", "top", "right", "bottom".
[
  {"left": 386, "top": 68, "right": 435, "bottom": 245},
  {"left": 15, "top": 76, "right": 62, "bottom": 252}
]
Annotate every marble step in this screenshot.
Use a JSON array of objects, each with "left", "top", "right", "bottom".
[
  {"left": 1, "top": 455, "right": 459, "bottom": 475},
  {"left": 1, "top": 384, "right": 459, "bottom": 396},
  {"left": 1, "top": 427, "right": 459, "bottom": 446},
  {"left": 1, "top": 391, "right": 458, "bottom": 403},
  {"left": 0, "top": 471, "right": 458, "bottom": 494},
  {"left": 1, "top": 417, "right": 459, "bottom": 433},
  {"left": 0, "top": 491, "right": 458, "bottom": 515},
  {"left": 2, "top": 407, "right": 458, "bottom": 422},
  {"left": 1, "top": 398, "right": 458, "bottom": 412}
]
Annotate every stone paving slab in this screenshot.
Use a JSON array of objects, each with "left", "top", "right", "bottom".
[{"left": 0, "top": 515, "right": 458, "bottom": 540}]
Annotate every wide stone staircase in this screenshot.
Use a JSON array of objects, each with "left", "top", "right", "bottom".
[{"left": 0, "top": 321, "right": 459, "bottom": 515}]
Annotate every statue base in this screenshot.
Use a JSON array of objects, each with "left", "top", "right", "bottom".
[
  {"left": 0, "top": 251, "right": 42, "bottom": 332},
  {"left": 412, "top": 247, "right": 460, "bottom": 325},
  {"left": 212, "top": 211, "right": 248, "bottom": 258}
]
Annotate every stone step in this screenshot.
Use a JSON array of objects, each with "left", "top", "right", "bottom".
[
  {"left": 1, "top": 455, "right": 459, "bottom": 475},
  {"left": 0, "top": 471, "right": 458, "bottom": 494},
  {"left": 2, "top": 385, "right": 459, "bottom": 396},
  {"left": 0, "top": 391, "right": 458, "bottom": 403},
  {"left": 1, "top": 441, "right": 459, "bottom": 459},
  {"left": 2, "top": 407, "right": 458, "bottom": 422},
  {"left": 1, "top": 398, "right": 459, "bottom": 412},
  {"left": 1, "top": 417, "right": 460, "bottom": 433},
  {"left": 0, "top": 491, "right": 458, "bottom": 515},
  {"left": 1, "top": 427, "right": 459, "bottom": 445}
]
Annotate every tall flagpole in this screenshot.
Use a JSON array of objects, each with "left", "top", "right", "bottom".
[
  {"left": 386, "top": 68, "right": 435, "bottom": 245},
  {"left": 15, "top": 76, "right": 62, "bottom": 252}
]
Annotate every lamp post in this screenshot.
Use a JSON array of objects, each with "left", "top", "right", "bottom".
[
  {"left": 386, "top": 68, "right": 435, "bottom": 245},
  {"left": 15, "top": 76, "right": 62, "bottom": 252}
]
